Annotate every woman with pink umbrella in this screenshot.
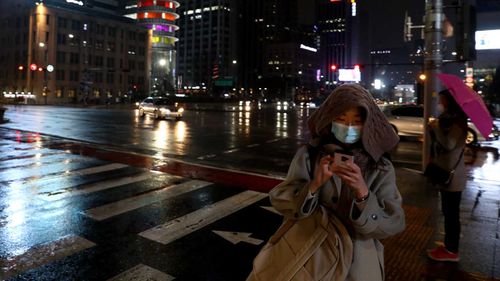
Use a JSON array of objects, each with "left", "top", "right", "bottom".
[{"left": 426, "top": 89, "right": 468, "bottom": 262}]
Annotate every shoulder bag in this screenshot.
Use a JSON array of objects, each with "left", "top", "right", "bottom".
[{"left": 424, "top": 149, "right": 464, "bottom": 186}]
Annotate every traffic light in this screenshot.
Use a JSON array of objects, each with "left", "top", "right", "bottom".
[
  {"left": 330, "top": 64, "right": 337, "bottom": 71},
  {"left": 30, "top": 64, "right": 37, "bottom": 71},
  {"left": 354, "top": 64, "right": 360, "bottom": 70},
  {"left": 456, "top": 4, "right": 476, "bottom": 61}
]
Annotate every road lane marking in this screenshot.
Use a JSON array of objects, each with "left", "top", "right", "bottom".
[
  {"left": 107, "top": 264, "right": 175, "bottom": 281},
  {"left": 84, "top": 179, "right": 212, "bottom": 221},
  {"left": 41, "top": 171, "right": 153, "bottom": 200},
  {"left": 246, "top": 144, "right": 260, "bottom": 148},
  {"left": 139, "top": 190, "right": 267, "bottom": 245},
  {"left": 197, "top": 154, "right": 216, "bottom": 160},
  {"left": 212, "top": 230, "right": 264, "bottom": 245},
  {"left": 0, "top": 235, "right": 95, "bottom": 280}
]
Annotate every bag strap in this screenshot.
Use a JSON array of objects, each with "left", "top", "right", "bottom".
[
  {"left": 430, "top": 130, "right": 464, "bottom": 172},
  {"left": 268, "top": 219, "right": 295, "bottom": 244},
  {"left": 451, "top": 149, "right": 464, "bottom": 171}
]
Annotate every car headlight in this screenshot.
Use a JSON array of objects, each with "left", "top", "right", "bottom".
[{"left": 178, "top": 107, "right": 184, "bottom": 113}]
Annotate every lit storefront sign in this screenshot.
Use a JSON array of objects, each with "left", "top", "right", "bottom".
[
  {"left": 66, "top": 0, "right": 84, "bottom": 6},
  {"left": 476, "top": 29, "right": 500, "bottom": 50},
  {"left": 299, "top": 44, "right": 317, "bottom": 53},
  {"left": 338, "top": 68, "right": 361, "bottom": 82},
  {"left": 351, "top": 0, "right": 357, "bottom": 17}
]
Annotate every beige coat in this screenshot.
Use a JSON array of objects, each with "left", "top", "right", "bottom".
[
  {"left": 270, "top": 146, "right": 405, "bottom": 281},
  {"left": 428, "top": 120, "right": 467, "bottom": 192}
]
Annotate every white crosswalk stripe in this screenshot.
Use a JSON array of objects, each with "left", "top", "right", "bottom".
[
  {"left": 107, "top": 264, "right": 175, "bottom": 281},
  {"left": 139, "top": 190, "right": 267, "bottom": 245},
  {"left": 84, "top": 179, "right": 212, "bottom": 221},
  {"left": 40, "top": 171, "right": 154, "bottom": 200},
  {"left": 0, "top": 133, "right": 269, "bottom": 280},
  {"left": 0, "top": 235, "right": 96, "bottom": 280},
  {"left": 69, "top": 163, "right": 129, "bottom": 176}
]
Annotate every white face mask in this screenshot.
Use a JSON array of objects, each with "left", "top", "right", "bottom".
[{"left": 331, "top": 122, "right": 362, "bottom": 144}]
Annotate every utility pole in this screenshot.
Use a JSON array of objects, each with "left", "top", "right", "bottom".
[{"left": 422, "top": 0, "right": 444, "bottom": 171}]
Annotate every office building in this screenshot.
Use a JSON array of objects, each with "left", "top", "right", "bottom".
[
  {"left": 0, "top": 0, "right": 149, "bottom": 104},
  {"left": 175, "top": 0, "right": 237, "bottom": 96}
]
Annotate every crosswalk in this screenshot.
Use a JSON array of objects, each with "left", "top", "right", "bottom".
[{"left": 0, "top": 129, "right": 280, "bottom": 280}]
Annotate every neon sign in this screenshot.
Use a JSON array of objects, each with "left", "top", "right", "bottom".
[{"left": 66, "top": 0, "right": 84, "bottom": 6}]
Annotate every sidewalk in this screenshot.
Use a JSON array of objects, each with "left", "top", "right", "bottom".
[{"left": 385, "top": 144, "right": 500, "bottom": 281}]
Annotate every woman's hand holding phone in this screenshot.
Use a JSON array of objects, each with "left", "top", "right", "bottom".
[
  {"left": 332, "top": 153, "right": 369, "bottom": 200},
  {"left": 310, "top": 153, "right": 335, "bottom": 194}
]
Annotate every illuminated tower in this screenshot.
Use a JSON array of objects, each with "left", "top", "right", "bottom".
[{"left": 124, "top": 0, "right": 180, "bottom": 95}]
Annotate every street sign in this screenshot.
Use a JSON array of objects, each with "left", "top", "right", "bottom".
[{"left": 214, "top": 79, "right": 233, "bottom": 87}]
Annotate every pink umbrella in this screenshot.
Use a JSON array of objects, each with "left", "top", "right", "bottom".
[{"left": 436, "top": 73, "right": 492, "bottom": 139}]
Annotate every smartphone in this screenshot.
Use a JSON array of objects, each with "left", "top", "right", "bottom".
[{"left": 334, "top": 151, "right": 354, "bottom": 167}]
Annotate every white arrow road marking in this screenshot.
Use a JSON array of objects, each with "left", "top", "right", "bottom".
[
  {"left": 212, "top": 230, "right": 264, "bottom": 245},
  {"left": 107, "top": 264, "right": 175, "bottom": 281},
  {"left": 139, "top": 190, "right": 267, "bottom": 245},
  {"left": 84, "top": 179, "right": 211, "bottom": 221},
  {"left": 0, "top": 235, "right": 95, "bottom": 280},
  {"left": 260, "top": 206, "right": 282, "bottom": 216}
]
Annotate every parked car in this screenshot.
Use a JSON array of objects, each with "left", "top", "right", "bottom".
[
  {"left": 138, "top": 97, "right": 184, "bottom": 120},
  {"left": 383, "top": 105, "right": 499, "bottom": 146}
]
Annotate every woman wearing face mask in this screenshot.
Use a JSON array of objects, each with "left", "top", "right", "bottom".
[
  {"left": 426, "top": 89, "right": 468, "bottom": 262},
  {"left": 267, "top": 84, "right": 405, "bottom": 281}
]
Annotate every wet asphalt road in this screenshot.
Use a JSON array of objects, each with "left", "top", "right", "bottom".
[
  {"left": 0, "top": 104, "right": 498, "bottom": 280},
  {"left": 0, "top": 104, "right": 425, "bottom": 175}
]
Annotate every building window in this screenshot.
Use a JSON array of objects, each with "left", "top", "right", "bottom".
[
  {"left": 95, "top": 40, "right": 103, "bottom": 50},
  {"left": 71, "top": 20, "right": 80, "bottom": 30},
  {"left": 57, "top": 51, "right": 66, "bottom": 64},
  {"left": 68, "top": 89, "right": 76, "bottom": 98},
  {"left": 108, "top": 27, "right": 116, "bottom": 37},
  {"left": 56, "top": 70, "right": 65, "bottom": 81},
  {"left": 56, "top": 89, "right": 63, "bottom": 98},
  {"left": 58, "top": 17, "right": 67, "bottom": 28},
  {"left": 46, "top": 15, "right": 50, "bottom": 25},
  {"left": 107, "top": 42, "right": 115, "bottom": 52},
  {"left": 95, "top": 56, "right": 103, "bottom": 67},
  {"left": 70, "top": 53, "right": 79, "bottom": 64},
  {"left": 69, "top": 71, "right": 79, "bottom": 81},
  {"left": 95, "top": 72, "right": 103, "bottom": 83},
  {"left": 57, "top": 33, "right": 66, "bottom": 45},
  {"left": 106, "top": 72, "right": 114, "bottom": 83},
  {"left": 107, "top": 57, "right": 115, "bottom": 68}
]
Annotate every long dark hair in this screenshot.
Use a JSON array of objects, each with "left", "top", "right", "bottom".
[{"left": 438, "top": 89, "right": 467, "bottom": 132}]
